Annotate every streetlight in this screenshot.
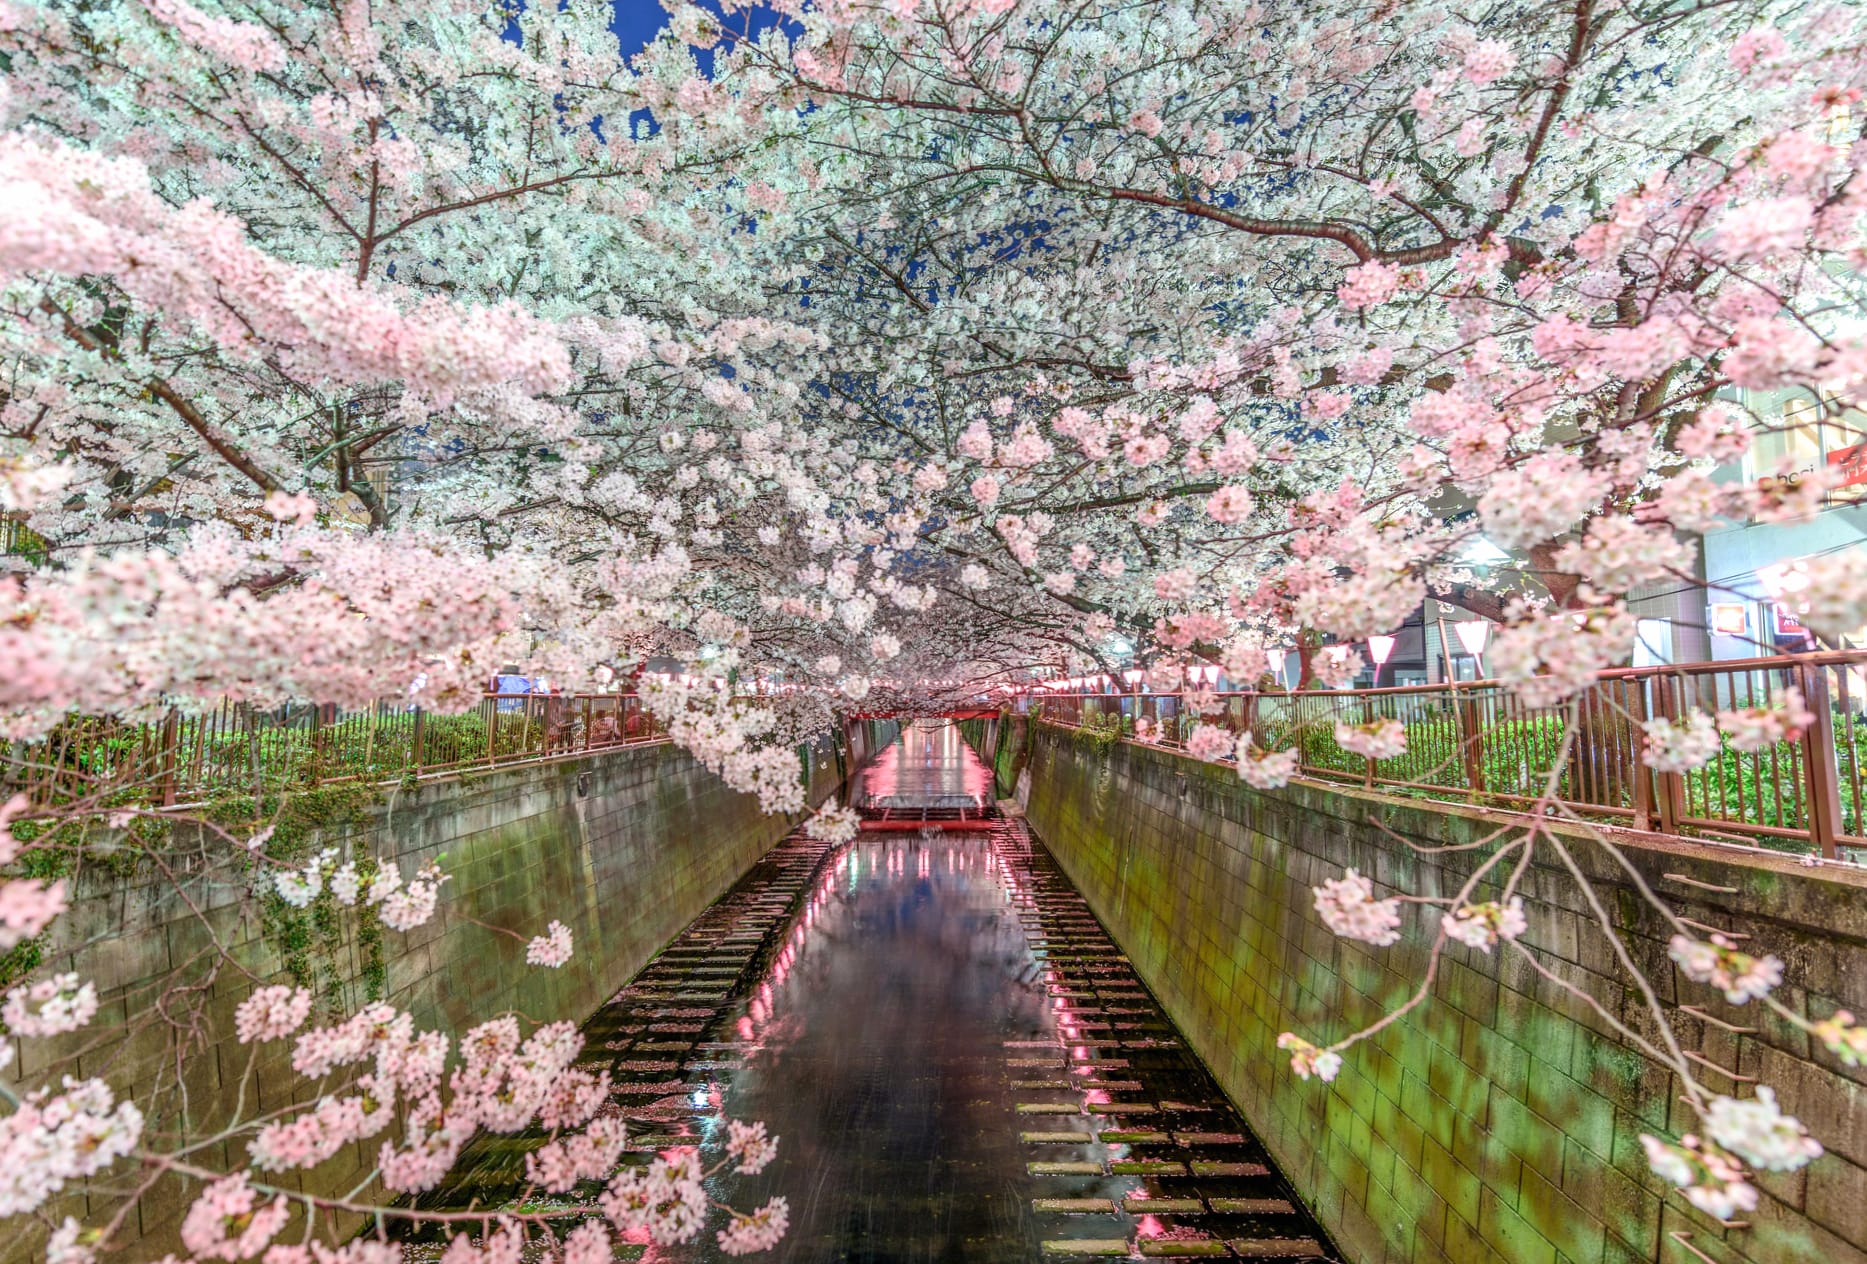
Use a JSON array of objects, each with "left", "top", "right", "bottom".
[
  {"left": 1452, "top": 619, "right": 1491, "bottom": 679},
  {"left": 1366, "top": 634, "right": 1397, "bottom": 687}
]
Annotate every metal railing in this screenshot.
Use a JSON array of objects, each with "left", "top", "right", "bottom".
[
  {"left": 4, "top": 693, "right": 674, "bottom": 807},
  {"left": 1023, "top": 651, "right": 1867, "bottom": 858}
]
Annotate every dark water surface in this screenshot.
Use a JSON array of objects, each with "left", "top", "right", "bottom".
[{"left": 411, "top": 732, "right": 1335, "bottom": 1262}]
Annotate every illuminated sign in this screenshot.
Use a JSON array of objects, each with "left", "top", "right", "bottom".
[
  {"left": 1774, "top": 603, "right": 1809, "bottom": 637},
  {"left": 1709, "top": 603, "right": 1749, "bottom": 636}
]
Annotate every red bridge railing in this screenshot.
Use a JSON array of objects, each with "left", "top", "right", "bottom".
[{"left": 1022, "top": 651, "right": 1867, "bottom": 859}]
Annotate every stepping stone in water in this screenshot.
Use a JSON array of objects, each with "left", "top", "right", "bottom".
[
  {"left": 1022, "top": 1131, "right": 1097, "bottom": 1144},
  {"left": 1088, "top": 1102, "right": 1158, "bottom": 1114},
  {"left": 1014, "top": 1080, "right": 1078, "bottom": 1090},
  {"left": 1029, "top": 1161, "right": 1105, "bottom": 1176},
  {"left": 1138, "top": 1242, "right": 1228, "bottom": 1257},
  {"left": 1099, "top": 1130, "right": 1171, "bottom": 1144},
  {"left": 1040, "top": 1241, "right": 1130, "bottom": 1257},
  {"left": 1019, "top": 1103, "right": 1082, "bottom": 1114},
  {"left": 1174, "top": 1133, "right": 1246, "bottom": 1146},
  {"left": 1228, "top": 1239, "right": 1325, "bottom": 1258},
  {"left": 1191, "top": 1162, "right": 1270, "bottom": 1177},
  {"left": 1033, "top": 1198, "right": 1119, "bottom": 1213},
  {"left": 1109, "top": 1160, "right": 1187, "bottom": 1175},
  {"left": 1207, "top": 1199, "right": 1295, "bottom": 1215},
  {"left": 1124, "top": 1197, "right": 1203, "bottom": 1214}
]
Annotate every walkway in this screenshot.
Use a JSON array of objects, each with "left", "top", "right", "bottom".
[{"left": 413, "top": 729, "right": 1334, "bottom": 1261}]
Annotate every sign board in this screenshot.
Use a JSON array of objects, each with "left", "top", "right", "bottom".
[
  {"left": 1709, "top": 603, "right": 1749, "bottom": 636},
  {"left": 1774, "top": 602, "right": 1809, "bottom": 638},
  {"left": 1828, "top": 441, "right": 1867, "bottom": 489}
]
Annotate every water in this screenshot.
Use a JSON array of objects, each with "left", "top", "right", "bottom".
[{"left": 406, "top": 730, "right": 1335, "bottom": 1262}]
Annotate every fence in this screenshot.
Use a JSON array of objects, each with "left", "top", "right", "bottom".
[
  {"left": 1024, "top": 651, "right": 1867, "bottom": 858},
  {"left": 3, "top": 693, "right": 672, "bottom": 807}
]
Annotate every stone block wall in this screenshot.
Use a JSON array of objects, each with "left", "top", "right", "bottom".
[
  {"left": 10, "top": 732, "right": 847, "bottom": 1260},
  {"left": 1022, "top": 725, "right": 1867, "bottom": 1264}
]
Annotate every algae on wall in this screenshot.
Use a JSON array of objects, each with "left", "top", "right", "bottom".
[
  {"left": 6, "top": 733, "right": 846, "bottom": 1263},
  {"left": 1021, "top": 724, "right": 1867, "bottom": 1264}
]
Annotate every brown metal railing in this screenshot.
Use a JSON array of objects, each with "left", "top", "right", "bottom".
[
  {"left": 3, "top": 692, "right": 678, "bottom": 808},
  {"left": 1023, "top": 651, "right": 1867, "bottom": 858}
]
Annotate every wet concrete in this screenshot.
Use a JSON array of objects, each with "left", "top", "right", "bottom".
[{"left": 407, "top": 731, "right": 1336, "bottom": 1261}]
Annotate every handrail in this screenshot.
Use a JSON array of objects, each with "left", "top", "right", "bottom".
[
  {"left": 1018, "top": 651, "right": 1867, "bottom": 859},
  {"left": 1, "top": 691, "right": 732, "bottom": 809}
]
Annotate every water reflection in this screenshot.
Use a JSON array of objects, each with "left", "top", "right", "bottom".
[
  {"left": 413, "top": 734, "right": 1334, "bottom": 1262},
  {"left": 856, "top": 721, "right": 993, "bottom": 813}
]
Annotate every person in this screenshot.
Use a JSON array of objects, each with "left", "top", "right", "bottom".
[
  {"left": 542, "top": 684, "right": 571, "bottom": 753},
  {"left": 492, "top": 665, "right": 530, "bottom": 713}
]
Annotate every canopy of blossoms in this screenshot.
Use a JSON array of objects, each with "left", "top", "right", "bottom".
[{"left": 2, "top": 0, "right": 1867, "bottom": 1256}]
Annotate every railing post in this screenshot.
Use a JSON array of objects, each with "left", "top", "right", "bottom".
[
  {"left": 158, "top": 710, "right": 179, "bottom": 807},
  {"left": 1629, "top": 679, "right": 1654, "bottom": 832},
  {"left": 1453, "top": 684, "right": 1486, "bottom": 796},
  {"left": 1645, "top": 676, "right": 1684, "bottom": 835},
  {"left": 1800, "top": 661, "right": 1843, "bottom": 860},
  {"left": 485, "top": 696, "right": 497, "bottom": 764},
  {"left": 411, "top": 706, "right": 426, "bottom": 777}
]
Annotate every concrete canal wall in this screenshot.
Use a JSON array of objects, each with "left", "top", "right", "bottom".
[
  {"left": 1022, "top": 722, "right": 1867, "bottom": 1264},
  {"left": 10, "top": 728, "right": 872, "bottom": 1260}
]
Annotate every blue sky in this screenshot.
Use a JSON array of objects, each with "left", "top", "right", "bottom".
[{"left": 610, "top": 0, "right": 669, "bottom": 57}]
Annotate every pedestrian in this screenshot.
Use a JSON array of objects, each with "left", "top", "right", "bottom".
[{"left": 493, "top": 664, "right": 530, "bottom": 713}]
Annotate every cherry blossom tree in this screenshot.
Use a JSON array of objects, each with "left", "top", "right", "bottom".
[{"left": 4, "top": 0, "right": 1867, "bottom": 1251}]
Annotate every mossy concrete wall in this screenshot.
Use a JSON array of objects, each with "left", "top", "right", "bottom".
[
  {"left": 1022, "top": 724, "right": 1867, "bottom": 1264},
  {"left": 10, "top": 732, "right": 851, "bottom": 1261}
]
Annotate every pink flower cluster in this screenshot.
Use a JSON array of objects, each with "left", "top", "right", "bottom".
[
  {"left": 1275, "top": 1033, "right": 1342, "bottom": 1082},
  {"left": 2, "top": 972, "right": 98, "bottom": 1037},
  {"left": 1313, "top": 869, "right": 1402, "bottom": 946},
  {"left": 0, "top": 1077, "right": 143, "bottom": 1215},
  {"left": 1332, "top": 717, "right": 1406, "bottom": 760},
  {"left": 1442, "top": 898, "right": 1528, "bottom": 953},
  {"left": 235, "top": 986, "right": 313, "bottom": 1044},
  {"left": 526, "top": 920, "right": 574, "bottom": 968},
  {"left": 1669, "top": 933, "right": 1783, "bottom": 1005},
  {"left": 180, "top": 1173, "right": 290, "bottom": 1260}
]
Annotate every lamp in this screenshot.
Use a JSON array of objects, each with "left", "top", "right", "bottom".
[
  {"left": 1365, "top": 634, "right": 1397, "bottom": 687},
  {"left": 1452, "top": 619, "right": 1491, "bottom": 678},
  {"left": 1452, "top": 620, "right": 1490, "bottom": 657}
]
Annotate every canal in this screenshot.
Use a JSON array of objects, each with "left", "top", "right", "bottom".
[{"left": 408, "top": 724, "right": 1334, "bottom": 1261}]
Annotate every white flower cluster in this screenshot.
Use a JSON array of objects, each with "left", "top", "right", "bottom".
[
  {"left": 803, "top": 804, "right": 861, "bottom": 844},
  {"left": 270, "top": 850, "right": 447, "bottom": 932},
  {"left": 1669, "top": 933, "right": 1783, "bottom": 1005},
  {"left": 2, "top": 973, "right": 99, "bottom": 1037},
  {"left": 1787, "top": 548, "right": 1867, "bottom": 638},
  {"left": 1640, "top": 1132, "right": 1757, "bottom": 1221},
  {"left": 1641, "top": 711, "right": 1721, "bottom": 773},
  {"left": 1716, "top": 688, "right": 1814, "bottom": 752},
  {"left": 1704, "top": 1087, "right": 1822, "bottom": 1173},
  {"left": 1333, "top": 717, "right": 1407, "bottom": 760},
  {"left": 1441, "top": 898, "right": 1527, "bottom": 953},
  {"left": 1276, "top": 1032, "right": 1342, "bottom": 1082},
  {"left": 1313, "top": 869, "right": 1403, "bottom": 946},
  {"left": 1235, "top": 736, "right": 1299, "bottom": 789},
  {"left": 1489, "top": 604, "right": 1637, "bottom": 709}
]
